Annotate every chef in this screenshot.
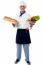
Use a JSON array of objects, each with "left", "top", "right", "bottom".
[{"left": 12, "top": 1, "right": 31, "bottom": 65}]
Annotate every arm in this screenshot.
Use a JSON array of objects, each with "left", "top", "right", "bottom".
[
  {"left": 3, "top": 16, "right": 19, "bottom": 27},
  {"left": 27, "top": 17, "right": 36, "bottom": 29}
]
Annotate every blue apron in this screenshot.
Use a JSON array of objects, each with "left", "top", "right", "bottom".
[{"left": 16, "top": 29, "right": 31, "bottom": 44}]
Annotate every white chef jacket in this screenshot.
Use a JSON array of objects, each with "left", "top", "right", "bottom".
[{"left": 15, "top": 12, "right": 31, "bottom": 29}]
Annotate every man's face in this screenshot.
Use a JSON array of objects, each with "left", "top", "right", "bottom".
[{"left": 19, "top": 5, "right": 26, "bottom": 11}]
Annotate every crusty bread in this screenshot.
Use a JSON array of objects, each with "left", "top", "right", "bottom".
[{"left": 3, "top": 16, "right": 17, "bottom": 23}]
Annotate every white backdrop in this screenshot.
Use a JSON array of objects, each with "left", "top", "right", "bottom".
[{"left": 0, "top": 0, "right": 43, "bottom": 65}]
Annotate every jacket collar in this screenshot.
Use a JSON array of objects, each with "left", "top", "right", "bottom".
[{"left": 19, "top": 11, "right": 26, "bottom": 17}]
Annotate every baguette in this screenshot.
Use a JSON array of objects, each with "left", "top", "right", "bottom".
[{"left": 3, "top": 16, "right": 17, "bottom": 23}]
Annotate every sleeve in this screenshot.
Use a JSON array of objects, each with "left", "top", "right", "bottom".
[
  {"left": 27, "top": 14, "right": 35, "bottom": 29},
  {"left": 11, "top": 14, "right": 19, "bottom": 27}
]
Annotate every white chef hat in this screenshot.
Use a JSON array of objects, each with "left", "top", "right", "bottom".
[{"left": 19, "top": 1, "right": 26, "bottom": 7}]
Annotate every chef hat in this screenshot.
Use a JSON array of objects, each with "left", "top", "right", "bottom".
[{"left": 19, "top": 1, "right": 26, "bottom": 7}]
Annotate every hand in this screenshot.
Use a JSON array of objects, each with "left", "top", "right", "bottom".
[
  {"left": 27, "top": 18, "right": 31, "bottom": 21},
  {"left": 12, "top": 23, "right": 15, "bottom": 27},
  {"left": 25, "top": 28, "right": 29, "bottom": 30},
  {"left": 30, "top": 24, "right": 34, "bottom": 29}
]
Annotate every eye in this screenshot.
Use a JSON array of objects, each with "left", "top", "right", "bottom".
[{"left": 20, "top": 6, "right": 25, "bottom": 7}]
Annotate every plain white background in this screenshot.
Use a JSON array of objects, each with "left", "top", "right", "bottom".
[{"left": 0, "top": 0, "right": 43, "bottom": 65}]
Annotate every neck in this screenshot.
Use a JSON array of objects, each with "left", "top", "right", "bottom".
[{"left": 20, "top": 11, "right": 25, "bottom": 13}]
